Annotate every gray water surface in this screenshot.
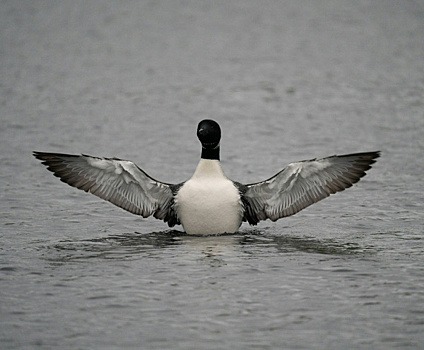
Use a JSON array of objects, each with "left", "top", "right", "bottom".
[{"left": 1, "top": 1, "right": 424, "bottom": 349}]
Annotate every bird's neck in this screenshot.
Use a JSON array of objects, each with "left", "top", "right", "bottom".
[{"left": 201, "top": 146, "right": 220, "bottom": 160}]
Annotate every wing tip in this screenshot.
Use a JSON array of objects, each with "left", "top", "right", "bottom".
[
  {"left": 340, "top": 150, "right": 381, "bottom": 161},
  {"left": 33, "top": 151, "right": 82, "bottom": 161}
]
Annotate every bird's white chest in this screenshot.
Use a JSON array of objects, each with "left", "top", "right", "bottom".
[{"left": 175, "top": 160, "right": 243, "bottom": 235}]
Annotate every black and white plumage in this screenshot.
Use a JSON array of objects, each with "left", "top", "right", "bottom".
[{"left": 34, "top": 119, "right": 379, "bottom": 235}]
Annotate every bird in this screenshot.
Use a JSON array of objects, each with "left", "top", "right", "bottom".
[{"left": 33, "top": 119, "right": 379, "bottom": 235}]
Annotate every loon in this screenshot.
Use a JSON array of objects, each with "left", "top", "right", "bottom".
[{"left": 33, "top": 119, "right": 379, "bottom": 235}]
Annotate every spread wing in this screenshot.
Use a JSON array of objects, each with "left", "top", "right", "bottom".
[
  {"left": 241, "top": 151, "right": 380, "bottom": 225},
  {"left": 33, "top": 152, "right": 181, "bottom": 227}
]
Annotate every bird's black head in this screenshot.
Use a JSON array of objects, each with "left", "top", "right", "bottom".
[
  {"left": 197, "top": 119, "right": 221, "bottom": 160},
  {"left": 197, "top": 119, "right": 221, "bottom": 148}
]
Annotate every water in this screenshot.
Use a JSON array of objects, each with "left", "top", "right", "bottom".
[{"left": 1, "top": 1, "right": 424, "bottom": 349}]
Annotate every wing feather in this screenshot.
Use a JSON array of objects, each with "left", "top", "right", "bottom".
[
  {"left": 33, "top": 152, "right": 181, "bottom": 226},
  {"left": 242, "top": 151, "right": 380, "bottom": 225}
]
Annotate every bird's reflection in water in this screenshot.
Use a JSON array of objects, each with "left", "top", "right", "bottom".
[
  {"left": 48, "top": 229, "right": 375, "bottom": 264},
  {"left": 48, "top": 230, "right": 185, "bottom": 263},
  {"left": 238, "top": 230, "right": 377, "bottom": 256},
  {"left": 182, "top": 234, "right": 242, "bottom": 267}
]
